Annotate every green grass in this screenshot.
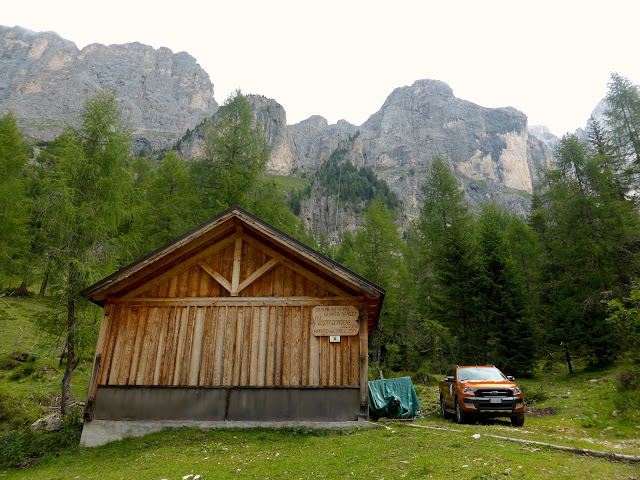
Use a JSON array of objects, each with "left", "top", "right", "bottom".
[
  {"left": 268, "top": 175, "right": 311, "bottom": 193},
  {"left": 2, "top": 425, "right": 639, "bottom": 480},
  {"left": 1, "top": 296, "right": 639, "bottom": 478}
]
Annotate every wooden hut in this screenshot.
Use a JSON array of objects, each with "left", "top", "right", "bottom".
[{"left": 80, "top": 207, "right": 384, "bottom": 444}]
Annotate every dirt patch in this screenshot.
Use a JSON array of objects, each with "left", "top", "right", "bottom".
[{"left": 526, "top": 406, "right": 557, "bottom": 417}]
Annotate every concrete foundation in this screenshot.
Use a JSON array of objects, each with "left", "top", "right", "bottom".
[{"left": 80, "top": 419, "right": 373, "bottom": 447}]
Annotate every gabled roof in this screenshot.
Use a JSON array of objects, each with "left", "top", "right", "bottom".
[{"left": 82, "top": 206, "right": 385, "bottom": 334}]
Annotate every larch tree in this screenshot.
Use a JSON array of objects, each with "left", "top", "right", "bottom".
[
  {"left": 0, "top": 112, "right": 33, "bottom": 290},
  {"left": 37, "top": 91, "right": 136, "bottom": 416},
  {"left": 604, "top": 73, "right": 640, "bottom": 167},
  {"left": 193, "top": 90, "right": 270, "bottom": 216},
  {"left": 533, "top": 134, "right": 640, "bottom": 371}
]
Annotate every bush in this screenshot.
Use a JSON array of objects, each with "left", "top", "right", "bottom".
[
  {"left": 521, "top": 385, "right": 549, "bottom": 404},
  {"left": 0, "top": 409, "right": 82, "bottom": 469}
]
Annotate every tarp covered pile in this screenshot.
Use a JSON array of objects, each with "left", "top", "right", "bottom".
[{"left": 368, "top": 376, "right": 421, "bottom": 421}]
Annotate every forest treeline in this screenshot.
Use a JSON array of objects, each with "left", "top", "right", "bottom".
[{"left": 1, "top": 76, "right": 640, "bottom": 416}]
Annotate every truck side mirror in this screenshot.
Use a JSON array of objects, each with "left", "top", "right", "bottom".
[{"left": 445, "top": 375, "right": 455, "bottom": 382}]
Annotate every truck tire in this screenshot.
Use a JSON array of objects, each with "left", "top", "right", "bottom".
[
  {"left": 511, "top": 412, "right": 525, "bottom": 427},
  {"left": 440, "top": 395, "right": 450, "bottom": 419},
  {"left": 455, "top": 396, "right": 468, "bottom": 424}
]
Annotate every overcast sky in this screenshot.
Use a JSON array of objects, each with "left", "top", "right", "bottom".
[{"left": 4, "top": 0, "right": 640, "bottom": 137}]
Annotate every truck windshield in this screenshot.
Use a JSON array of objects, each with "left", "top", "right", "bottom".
[{"left": 458, "top": 368, "right": 505, "bottom": 381}]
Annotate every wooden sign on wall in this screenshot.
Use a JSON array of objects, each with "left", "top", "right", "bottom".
[{"left": 312, "top": 305, "right": 359, "bottom": 336}]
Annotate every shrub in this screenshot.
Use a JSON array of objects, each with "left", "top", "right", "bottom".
[{"left": 0, "top": 409, "right": 82, "bottom": 469}]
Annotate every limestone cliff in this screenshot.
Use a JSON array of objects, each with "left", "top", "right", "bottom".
[
  {"left": 288, "top": 80, "right": 553, "bottom": 223},
  {"left": 0, "top": 26, "right": 217, "bottom": 151}
]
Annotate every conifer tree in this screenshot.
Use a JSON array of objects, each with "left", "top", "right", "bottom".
[
  {"left": 0, "top": 112, "right": 32, "bottom": 288},
  {"left": 533, "top": 134, "right": 640, "bottom": 370},
  {"left": 417, "top": 157, "right": 481, "bottom": 364},
  {"left": 477, "top": 204, "right": 536, "bottom": 376},
  {"left": 37, "top": 91, "right": 136, "bottom": 415}
]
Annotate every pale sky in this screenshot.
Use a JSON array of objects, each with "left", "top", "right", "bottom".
[{"left": 4, "top": 0, "right": 640, "bottom": 137}]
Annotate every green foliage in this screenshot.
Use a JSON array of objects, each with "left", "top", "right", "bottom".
[
  {"left": 317, "top": 149, "right": 400, "bottom": 212},
  {"left": 417, "top": 157, "right": 481, "bottom": 364},
  {"left": 36, "top": 90, "right": 137, "bottom": 415},
  {"left": 533, "top": 134, "right": 640, "bottom": 369},
  {"left": 133, "top": 150, "right": 199, "bottom": 251},
  {"left": 605, "top": 284, "right": 640, "bottom": 364},
  {"left": 604, "top": 72, "right": 640, "bottom": 166},
  {"left": 477, "top": 204, "right": 537, "bottom": 377},
  {"left": 0, "top": 408, "right": 82, "bottom": 469},
  {"left": 193, "top": 90, "right": 271, "bottom": 214},
  {"left": 0, "top": 112, "right": 33, "bottom": 284}
]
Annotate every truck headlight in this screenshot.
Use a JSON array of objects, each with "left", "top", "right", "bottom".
[
  {"left": 511, "top": 387, "right": 521, "bottom": 394},
  {"left": 462, "top": 387, "right": 476, "bottom": 394}
]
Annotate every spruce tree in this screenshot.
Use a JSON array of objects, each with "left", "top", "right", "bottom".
[{"left": 417, "top": 157, "right": 481, "bottom": 364}]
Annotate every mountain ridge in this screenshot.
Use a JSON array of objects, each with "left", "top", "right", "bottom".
[{"left": 1, "top": 26, "right": 554, "bottom": 233}]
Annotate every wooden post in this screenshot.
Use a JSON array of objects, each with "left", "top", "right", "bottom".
[{"left": 358, "top": 306, "right": 369, "bottom": 421}]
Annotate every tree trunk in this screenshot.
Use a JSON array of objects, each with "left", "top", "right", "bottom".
[
  {"left": 564, "top": 344, "right": 573, "bottom": 374},
  {"left": 61, "top": 265, "right": 77, "bottom": 417},
  {"left": 17, "top": 279, "right": 28, "bottom": 297},
  {"left": 40, "top": 270, "right": 49, "bottom": 296}
]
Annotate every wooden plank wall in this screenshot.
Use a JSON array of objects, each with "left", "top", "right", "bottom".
[{"left": 96, "top": 304, "right": 361, "bottom": 388}]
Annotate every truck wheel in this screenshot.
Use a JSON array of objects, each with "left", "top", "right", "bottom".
[
  {"left": 511, "top": 412, "right": 525, "bottom": 427},
  {"left": 440, "top": 395, "right": 450, "bottom": 419},
  {"left": 454, "top": 396, "right": 468, "bottom": 424}
]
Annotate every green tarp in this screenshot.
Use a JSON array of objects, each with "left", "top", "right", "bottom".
[{"left": 368, "top": 376, "right": 421, "bottom": 421}]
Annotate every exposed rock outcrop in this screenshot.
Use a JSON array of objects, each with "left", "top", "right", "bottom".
[
  {"left": 288, "top": 80, "right": 553, "bottom": 223},
  {"left": 0, "top": 26, "right": 218, "bottom": 151}
]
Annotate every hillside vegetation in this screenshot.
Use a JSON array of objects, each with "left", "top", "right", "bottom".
[{"left": 1, "top": 295, "right": 640, "bottom": 477}]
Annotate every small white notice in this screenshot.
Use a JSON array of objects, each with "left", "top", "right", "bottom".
[{"left": 330, "top": 336, "right": 341, "bottom": 343}]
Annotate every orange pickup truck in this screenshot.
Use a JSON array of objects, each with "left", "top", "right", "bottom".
[{"left": 439, "top": 365, "right": 525, "bottom": 426}]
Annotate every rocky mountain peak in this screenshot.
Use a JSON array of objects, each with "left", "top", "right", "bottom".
[{"left": 0, "top": 25, "right": 218, "bottom": 151}]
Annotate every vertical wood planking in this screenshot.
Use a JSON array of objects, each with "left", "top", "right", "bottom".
[
  {"left": 107, "top": 308, "right": 127, "bottom": 385},
  {"left": 308, "top": 308, "right": 319, "bottom": 387},
  {"left": 181, "top": 306, "right": 196, "bottom": 384},
  {"left": 97, "top": 305, "right": 118, "bottom": 385},
  {"left": 290, "top": 307, "right": 302, "bottom": 385},
  {"left": 257, "top": 306, "right": 268, "bottom": 386},
  {"left": 249, "top": 306, "right": 260, "bottom": 385},
  {"left": 240, "top": 306, "right": 252, "bottom": 386},
  {"left": 274, "top": 306, "right": 284, "bottom": 386},
  {"left": 328, "top": 338, "right": 336, "bottom": 387},
  {"left": 172, "top": 307, "right": 189, "bottom": 385},
  {"left": 266, "top": 306, "right": 276, "bottom": 386},
  {"left": 301, "top": 307, "right": 309, "bottom": 385},
  {"left": 176, "top": 269, "right": 190, "bottom": 297},
  {"left": 151, "top": 307, "right": 168, "bottom": 385},
  {"left": 281, "top": 307, "right": 292, "bottom": 386},
  {"left": 130, "top": 307, "right": 149, "bottom": 384},
  {"left": 213, "top": 306, "right": 227, "bottom": 385},
  {"left": 350, "top": 334, "right": 360, "bottom": 386},
  {"left": 222, "top": 306, "right": 236, "bottom": 385},
  {"left": 188, "top": 307, "right": 206, "bottom": 385},
  {"left": 359, "top": 308, "right": 368, "bottom": 416},
  {"left": 199, "top": 307, "right": 214, "bottom": 386},
  {"left": 341, "top": 333, "right": 350, "bottom": 387},
  {"left": 117, "top": 307, "right": 138, "bottom": 385},
  {"left": 232, "top": 307, "right": 244, "bottom": 384},
  {"left": 244, "top": 241, "right": 256, "bottom": 296},
  {"left": 163, "top": 307, "right": 179, "bottom": 385}
]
